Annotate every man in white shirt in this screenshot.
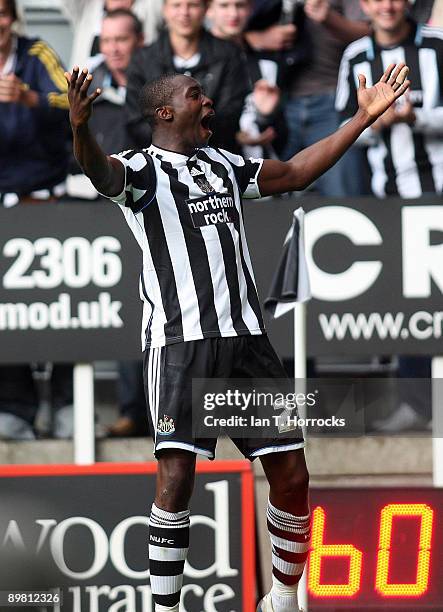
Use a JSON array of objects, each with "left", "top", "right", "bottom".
[{"left": 60, "top": 0, "right": 163, "bottom": 70}]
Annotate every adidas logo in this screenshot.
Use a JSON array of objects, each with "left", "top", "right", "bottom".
[{"left": 190, "top": 166, "right": 204, "bottom": 177}]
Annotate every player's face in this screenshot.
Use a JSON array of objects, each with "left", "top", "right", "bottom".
[
  {"left": 360, "top": 0, "right": 409, "bottom": 33},
  {"left": 168, "top": 76, "right": 215, "bottom": 148},
  {"left": 207, "top": 0, "right": 251, "bottom": 39},
  {"left": 105, "top": 0, "right": 134, "bottom": 11},
  {"left": 163, "top": 0, "right": 206, "bottom": 38},
  {"left": 0, "top": 0, "right": 14, "bottom": 54},
  {"left": 100, "top": 16, "right": 142, "bottom": 72}
]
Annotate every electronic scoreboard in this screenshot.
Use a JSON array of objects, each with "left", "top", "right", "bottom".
[{"left": 309, "top": 488, "right": 443, "bottom": 610}]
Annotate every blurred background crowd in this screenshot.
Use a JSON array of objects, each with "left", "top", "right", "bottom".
[{"left": 0, "top": 0, "right": 441, "bottom": 440}]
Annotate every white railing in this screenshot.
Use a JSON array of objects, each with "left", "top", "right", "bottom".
[{"left": 73, "top": 364, "right": 95, "bottom": 464}]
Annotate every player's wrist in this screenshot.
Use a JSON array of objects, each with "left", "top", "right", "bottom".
[
  {"left": 70, "top": 118, "right": 89, "bottom": 132},
  {"left": 354, "top": 108, "right": 372, "bottom": 130}
]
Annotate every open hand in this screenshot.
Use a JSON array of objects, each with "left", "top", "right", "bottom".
[
  {"left": 65, "top": 66, "right": 101, "bottom": 128},
  {"left": 357, "top": 63, "right": 410, "bottom": 123}
]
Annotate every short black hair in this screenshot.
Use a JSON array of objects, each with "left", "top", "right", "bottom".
[
  {"left": 4, "top": 0, "right": 18, "bottom": 20},
  {"left": 139, "top": 73, "right": 180, "bottom": 129},
  {"left": 103, "top": 8, "right": 143, "bottom": 36}
]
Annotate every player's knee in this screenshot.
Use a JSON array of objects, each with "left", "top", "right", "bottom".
[{"left": 273, "top": 463, "right": 309, "bottom": 500}]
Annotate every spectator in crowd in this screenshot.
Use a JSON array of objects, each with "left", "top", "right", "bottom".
[
  {"left": 60, "top": 0, "right": 164, "bottom": 71},
  {"left": 89, "top": 9, "right": 144, "bottom": 155},
  {"left": 244, "top": 0, "right": 306, "bottom": 88},
  {"left": 0, "top": 0, "right": 73, "bottom": 439},
  {"left": 207, "top": 0, "right": 288, "bottom": 159},
  {"left": 337, "top": 1, "right": 443, "bottom": 199},
  {"left": 207, "top": 0, "right": 252, "bottom": 43},
  {"left": 125, "top": 0, "right": 250, "bottom": 152},
  {"left": 246, "top": 0, "right": 370, "bottom": 195},
  {"left": 336, "top": 0, "right": 441, "bottom": 431},
  {"left": 0, "top": 0, "right": 69, "bottom": 206}
]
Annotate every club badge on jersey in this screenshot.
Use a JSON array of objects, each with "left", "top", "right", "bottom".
[{"left": 187, "top": 160, "right": 216, "bottom": 194}]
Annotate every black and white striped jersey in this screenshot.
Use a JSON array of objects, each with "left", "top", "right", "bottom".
[
  {"left": 336, "top": 21, "right": 443, "bottom": 198},
  {"left": 108, "top": 144, "right": 266, "bottom": 350}
]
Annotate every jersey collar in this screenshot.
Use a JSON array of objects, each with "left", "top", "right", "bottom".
[{"left": 150, "top": 144, "right": 205, "bottom": 165}]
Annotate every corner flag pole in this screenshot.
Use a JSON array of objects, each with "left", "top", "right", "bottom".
[
  {"left": 294, "top": 302, "right": 308, "bottom": 611},
  {"left": 294, "top": 303, "right": 307, "bottom": 408},
  {"left": 292, "top": 209, "right": 309, "bottom": 611}
]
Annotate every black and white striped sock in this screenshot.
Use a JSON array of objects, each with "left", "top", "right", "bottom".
[{"left": 148, "top": 503, "right": 190, "bottom": 611}]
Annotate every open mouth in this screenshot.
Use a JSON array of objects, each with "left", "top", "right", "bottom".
[{"left": 200, "top": 112, "right": 215, "bottom": 133}]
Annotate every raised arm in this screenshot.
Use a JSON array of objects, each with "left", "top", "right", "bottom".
[
  {"left": 258, "top": 63, "right": 410, "bottom": 196},
  {"left": 304, "top": 0, "right": 370, "bottom": 44},
  {"left": 65, "top": 67, "right": 125, "bottom": 197}
]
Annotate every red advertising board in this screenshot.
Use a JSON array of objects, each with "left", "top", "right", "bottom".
[{"left": 0, "top": 461, "right": 255, "bottom": 612}]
